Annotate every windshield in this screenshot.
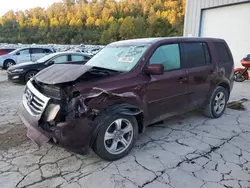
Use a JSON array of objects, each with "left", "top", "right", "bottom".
[
  {"left": 36, "top": 53, "right": 57, "bottom": 63},
  {"left": 86, "top": 45, "right": 149, "bottom": 72}
]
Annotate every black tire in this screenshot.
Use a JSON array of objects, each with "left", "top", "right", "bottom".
[
  {"left": 234, "top": 71, "right": 246, "bottom": 82},
  {"left": 25, "top": 71, "right": 37, "bottom": 83},
  {"left": 92, "top": 114, "right": 138, "bottom": 161},
  {"left": 204, "top": 86, "right": 229, "bottom": 118},
  {"left": 4, "top": 60, "right": 15, "bottom": 69}
]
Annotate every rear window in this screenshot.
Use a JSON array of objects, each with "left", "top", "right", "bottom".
[
  {"left": 213, "top": 42, "right": 231, "bottom": 63},
  {"left": 182, "top": 42, "right": 211, "bottom": 68}
]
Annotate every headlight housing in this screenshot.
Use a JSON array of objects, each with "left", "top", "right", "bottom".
[
  {"left": 44, "top": 104, "right": 60, "bottom": 122},
  {"left": 11, "top": 69, "right": 24, "bottom": 73}
]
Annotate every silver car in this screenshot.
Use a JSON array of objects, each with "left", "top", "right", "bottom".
[{"left": 0, "top": 47, "right": 55, "bottom": 69}]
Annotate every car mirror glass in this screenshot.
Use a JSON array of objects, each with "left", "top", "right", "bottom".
[{"left": 16, "top": 52, "right": 20, "bottom": 55}]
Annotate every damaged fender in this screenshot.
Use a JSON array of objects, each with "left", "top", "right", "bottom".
[{"left": 63, "top": 87, "right": 144, "bottom": 149}]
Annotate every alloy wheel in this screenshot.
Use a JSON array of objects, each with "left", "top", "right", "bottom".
[
  {"left": 104, "top": 118, "right": 133, "bottom": 155},
  {"left": 213, "top": 91, "right": 226, "bottom": 115}
]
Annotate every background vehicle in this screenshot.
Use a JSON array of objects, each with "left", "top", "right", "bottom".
[
  {"left": 0, "top": 47, "right": 55, "bottom": 69},
  {"left": 7, "top": 52, "right": 91, "bottom": 83},
  {"left": 0, "top": 48, "right": 16, "bottom": 56},
  {"left": 20, "top": 37, "right": 234, "bottom": 161},
  {"left": 234, "top": 54, "right": 250, "bottom": 82}
]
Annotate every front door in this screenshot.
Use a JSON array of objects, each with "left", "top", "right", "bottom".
[
  {"left": 16, "top": 48, "right": 31, "bottom": 63},
  {"left": 182, "top": 42, "right": 213, "bottom": 110},
  {"left": 145, "top": 43, "right": 188, "bottom": 124}
]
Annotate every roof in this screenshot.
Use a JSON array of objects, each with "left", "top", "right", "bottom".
[{"left": 108, "top": 37, "right": 225, "bottom": 46}]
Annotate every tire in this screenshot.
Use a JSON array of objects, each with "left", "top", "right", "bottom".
[
  {"left": 4, "top": 60, "right": 15, "bottom": 69},
  {"left": 92, "top": 114, "right": 138, "bottom": 161},
  {"left": 234, "top": 71, "right": 246, "bottom": 82},
  {"left": 204, "top": 86, "right": 229, "bottom": 118},
  {"left": 25, "top": 71, "right": 37, "bottom": 83}
]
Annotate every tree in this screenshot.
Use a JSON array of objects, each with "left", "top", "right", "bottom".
[{"left": 0, "top": 0, "right": 186, "bottom": 44}]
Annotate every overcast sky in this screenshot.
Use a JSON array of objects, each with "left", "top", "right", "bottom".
[{"left": 0, "top": 0, "right": 61, "bottom": 16}]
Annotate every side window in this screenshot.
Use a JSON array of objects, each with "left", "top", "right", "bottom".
[
  {"left": 44, "top": 49, "right": 52, "bottom": 54},
  {"left": 213, "top": 42, "right": 230, "bottom": 63},
  {"left": 71, "top": 55, "right": 85, "bottom": 62},
  {"left": 183, "top": 42, "right": 209, "bottom": 68},
  {"left": 19, "top": 49, "right": 30, "bottom": 55},
  {"left": 149, "top": 44, "right": 181, "bottom": 71},
  {"left": 53, "top": 55, "right": 68, "bottom": 64},
  {"left": 31, "top": 48, "right": 44, "bottom": 54}
]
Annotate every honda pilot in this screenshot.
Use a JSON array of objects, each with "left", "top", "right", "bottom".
[{"left": 19, "top": 37, "right": 234, "bottom": 161}]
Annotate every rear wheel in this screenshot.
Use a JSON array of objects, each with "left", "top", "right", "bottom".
[
  {"left": 92, "top": 114, "right": 138, "bottom": 161},
  {"left": 204, "top": 86, "right": 228, "bottom": 118},
  {"left": 25, "top": 71, "right": 37, "bottom": 83},
  {"left": 234, "top": 71, "right": 246, "bottom": 82},
  {"left": 4, "top": 60, "right": 15, "bottom": 69}
]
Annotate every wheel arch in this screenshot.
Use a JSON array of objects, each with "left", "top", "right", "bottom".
[
  {"left": 3, "top": 59, "right": 16, "bottom": 68},
  {"left": 90, "top": 103, "right": 144, "bottom": 146}
]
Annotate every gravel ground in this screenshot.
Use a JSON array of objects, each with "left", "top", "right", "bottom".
[{"left": 0, "top": 69, "right": 250, "bottom": 188}]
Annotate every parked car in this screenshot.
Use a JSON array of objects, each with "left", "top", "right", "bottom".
[
  {"left": 0, "top": 48, "right": 16, "bottom": 56},
  {"left": 19, "top": 37, "right": 234, "bottom": 161},
  {"left": 0, "top": 47, "right": 55, "bottom": 69},
  {"left": 8, "top": 52, "right": 91, "bottom": 83}
]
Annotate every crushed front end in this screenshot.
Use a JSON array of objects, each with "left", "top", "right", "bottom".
[{"left": 19, "top": 79, "right": 98, "bottom": 154}]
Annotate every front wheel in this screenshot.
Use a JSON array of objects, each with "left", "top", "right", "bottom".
[
  {"left": 204, "top": 86, "right": 228, "bottom": 118},
  {"left": 25, "top": 71, "right": 37, "bottom": 83},
  {"left": 92, "top": 114, "right": 138, "bottom": 161},
  {"left": 4, "top": 60, "right": 15, "bottom": 69}
]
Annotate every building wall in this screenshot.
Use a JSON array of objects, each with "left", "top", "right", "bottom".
[{"left": 183, "top": 0, "right": 249, "bottom": 36}]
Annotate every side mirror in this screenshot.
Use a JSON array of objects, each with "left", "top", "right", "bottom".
[
  {"left": 16, "top": 52, "right": 20, "bottom": 55},
  {"left": 145, "top": 64, "right": 164, "bottom": 75},
  {"left": 46, "top": 60, "right": 54, "bottom": 66}
]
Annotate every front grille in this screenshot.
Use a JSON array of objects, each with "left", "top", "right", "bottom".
[
  {"left": 23, "top": 81, "right": 50, "bottom": 116},
  {"left": 33, "top": 81, "right": 61, "bottom": 99}
]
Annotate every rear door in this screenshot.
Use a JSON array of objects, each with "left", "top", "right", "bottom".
[
  {"left": 182, "top": 42, "right": 213, "bottom": 110},
  {"left": 31, "top": 48, "right": 46, "bottom": 61},
  {"left": 146, "top": 43, "right": 188, "bottom": 123}
]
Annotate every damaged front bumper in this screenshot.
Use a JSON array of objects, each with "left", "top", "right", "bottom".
[{"left": 19, "top": 80, "right": 96, "bottom": 153}]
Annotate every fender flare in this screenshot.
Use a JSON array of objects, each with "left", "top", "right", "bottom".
[
  {"left": 90, "top": 103, "right": 143, "bottom": 146},
  {"left": 234, "top": 68, "right": 249, "bottom": 80}
]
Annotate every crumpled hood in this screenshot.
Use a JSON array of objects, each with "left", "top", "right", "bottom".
[{"left": 35, "top": 64, "right": 93, "bottom": 85}]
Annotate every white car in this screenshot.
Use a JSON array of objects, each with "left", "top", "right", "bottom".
[{"left": 0, "top": 47, "right": 55, "bottom": 69}]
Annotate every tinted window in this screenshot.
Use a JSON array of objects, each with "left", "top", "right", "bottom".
[
  {"left": 53, "top": 55, "right": 68, "bottom": 64},
  {"left": 71, "top": 55, "right": 85, "bottom": 62},
  {"left": 44, "top": 49, "right": 52, "bottom": 53},
  {"left": 213, "top": 42, "right": 230, "bottom": 63},
  {"left": 19, "top": 49, "right": 30, "bottom": 55},
  {"left": 183, "top": 42, "right": 210, "bottom": 68},
  {"left": 149, "top": 44, "right": 181, "bottom": 71},
  {"left": 31, "top": 48, "right": 44, "bottom": 54}
]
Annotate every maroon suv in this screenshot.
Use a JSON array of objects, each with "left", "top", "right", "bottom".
[{"left": 19, "top": 37, "right": 234, "bottom": 161}]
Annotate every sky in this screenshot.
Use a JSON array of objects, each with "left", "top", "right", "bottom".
[{"left": 0, "top": 0, "right": 62, "bottom": 16}]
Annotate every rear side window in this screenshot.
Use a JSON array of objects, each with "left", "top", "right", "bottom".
[
  {"left": 71, "top": 55, "right": 85, "bottom": 62},
  {"left": 31, "top": 48, "right": 44, "bottom": 54},
  {"left": 44, "top": 49, "right": 53, "bottom": 54},
  {"left": 213, "top": 42, "right": 230, "bottom": 63},
  {"left": 149, "top": 44, "right": 181, "bottom": 71},
  {"left": 182, "top": 42, "right": 211, "bottom": 68}
]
